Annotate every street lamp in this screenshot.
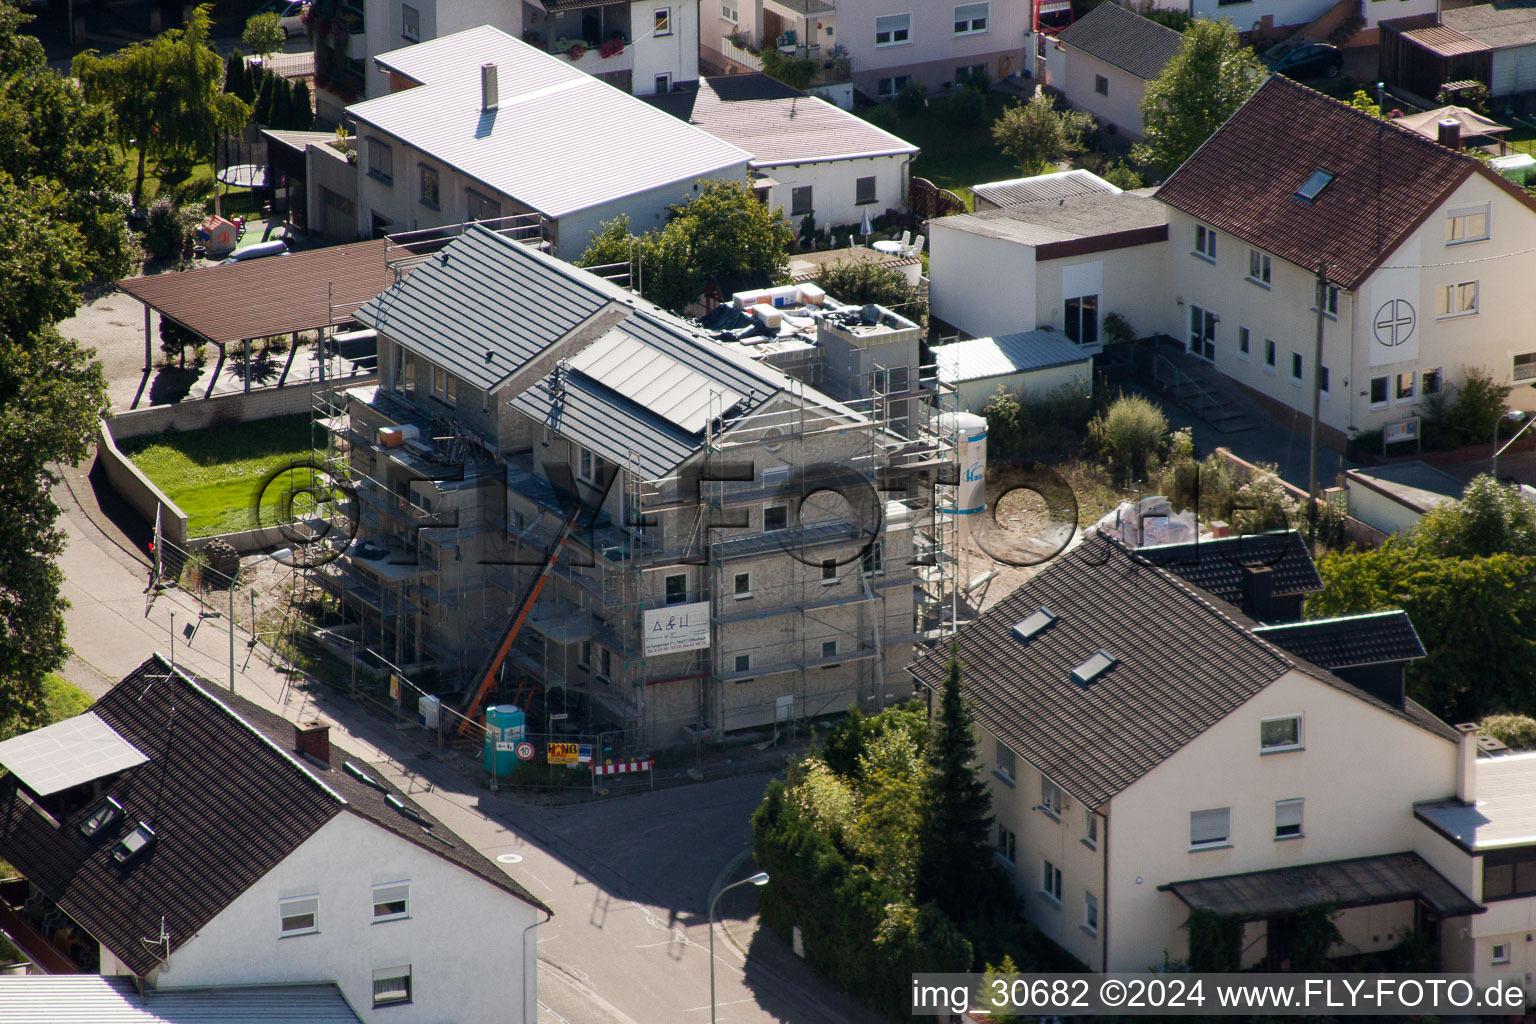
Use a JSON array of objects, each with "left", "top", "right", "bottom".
[
  {"left": 709, "top": 871, "right": 769, "bottom": 1024},
  {"left": 1492, "top": 410, "right": 1528, "bottom": 479}
]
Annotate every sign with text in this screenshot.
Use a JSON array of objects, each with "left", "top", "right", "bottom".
[
  {"left": 548, "top": 742, "right": 580, "bottom": 765},
  {"left": 643, "top": 601, "right": 711, "bottom": 656}
]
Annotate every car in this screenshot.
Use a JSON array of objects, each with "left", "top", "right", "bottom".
[
  {"left": 258, "top": 0, "right": 308, "bottom": 37},
  {"left": 1262, "top": 38, "right": 1342, "bottom": 80}
]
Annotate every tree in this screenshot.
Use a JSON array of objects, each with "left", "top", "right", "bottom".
[
  {"left": 1088, "top": 392, "right": 1169, "bottom": 483},
  {"left": 254, "top": 66, "right": 277, "bottom": 125},
  {"left": 243, "top": 12, "right": 286, "bottom": 61},
  {"left": 916, "top": 655, "right": 994, "bottom": 921},
  {"left": 271, "top": 74, "right": 293, "bottom": 129},
  {"left": 990, "top": 92, "right": 1096, "bottom": 176},
  {"left": 1416, "top": 475, "right": 1536, "bottom": 559},
  {"left": 224, "top": 48, "right": 246, "bottom": 102},
  {"left": 1132, "top": 17, "right": 1264, "bottom": 177},
  {"left": 811, "top": 258, "right": 925, "bottom": 323},
  {"left": 1100, "top": 158, "right": 1145, "bottom": 190},
  {"left": 291, "top": 79, "right": 315, "bottom": 130}
]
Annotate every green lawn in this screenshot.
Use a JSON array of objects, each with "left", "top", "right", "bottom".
[
  {"left": 119, "top": 415, "right": 319, "bottom": 537},
  {"left": 859, "top": 92, "right": 1021, "bottom": 210}
]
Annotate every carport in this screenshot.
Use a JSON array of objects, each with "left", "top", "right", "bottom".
[{"left": 115, "top": 238, "right": 409, "bottom": 406}]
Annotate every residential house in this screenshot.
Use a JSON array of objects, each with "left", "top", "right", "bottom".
[
  {"left": 907, "top": 530, "right": 1532, "bottom": 978},
  {"left": 644, "top": 74, "right": 918, "bottom": 228},
  {"left": 1053, "top": 2, "right": 1182, "bottom": 141},
  {"left": 1146, "top": 0, "right": 1428, "bottom": 45},
  {"left": 1381, "top": 5, "right": 1536, "bottom": 107},
  {"left": 1343, "top": 461, "right": 1464, "bottom": 535},
  {"left": 933, "top": 328, "right": 1092, "bottom": 411},
  {"left": 329, "top": 26, "right": 750, "bottom": 255},
  {"left": 928, "top": 187, "right": 1169, "bottom": 342},
  {"left": 1156, "top": 75, "right": 1536, "bottom": 451},
  {"left": 329, "top": 223, "right": 950, "bottom": 746},
  {"left": 703, "top": 0, "right": 1032, "bottom": 103},
  {"left": 0, "top": 655, "right": 549, "bottom": 1022},
  {"left": 307, "top": 0, "right": 698, "bottom": 117}
]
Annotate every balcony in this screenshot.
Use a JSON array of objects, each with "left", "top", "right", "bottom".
[
  {"left": 0, "top": 879, "right": 96, "bottom": 973},
  {"left": 524, "top": 2, "right": 636, "bottom": 82}
]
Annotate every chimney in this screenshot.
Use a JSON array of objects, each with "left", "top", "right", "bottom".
[
  {"left": 1454, "top": 723, "right": 1479, "bottom": 804},
  {"left": 481, "top": 62, "right": 499, "bottom": 113},
  {"left": 295, "top": 719, "right": 331, "bottom": 765},
  {"left": 1437, "top": 118, "right": 1461, "bottom": 151},
  {"left": 1240, "top": 564, "right": 1275, "bottom": 622},
  {"left": 1208, "top": 520, "right": 1231, "bottom": 539}
]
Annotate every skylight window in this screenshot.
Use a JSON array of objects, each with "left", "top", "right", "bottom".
[
  {"left": 1294, "top": 169, "right": 1335, "bottom": 202},
  {"left": 386, "top": 793, "right": 432, "bottom": 829},
  {"left": 1070, "top": 651, "right": 1117, "bottom": 686},
  {"left": 1012, "top": 607, "right": 1058, "bottom": 643},
  {"left": 79, "top": 796, "right": 123, "bottom": 839},
  {"left": 344, "top": 760, "right": 387, "bottom": 791},
  {"left": 111, "top": 822, "right": 157, "bottom": 865}
]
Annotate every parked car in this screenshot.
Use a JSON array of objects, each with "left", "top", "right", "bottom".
[
  {"left": 1262, "top": 38, "right": 1342, "bottom": 80},
  {"left": 258, "top": 0, "right": 308, "bottom": 37}
]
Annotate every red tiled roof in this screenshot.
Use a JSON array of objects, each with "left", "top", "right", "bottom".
[{"left": 1156, "top": 75, "right": 1500, "bottom": 290}]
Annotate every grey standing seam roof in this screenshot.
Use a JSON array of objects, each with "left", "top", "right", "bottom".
[
  {"left": 0, "top": 977, "right": 363, "bottom": 1023},
  {"left": 935, "top": 329, "right": 1091, "bottom": 383},
  {"left": 353, "top": 226, "right": 629, "bottom": 392},
  {"left": 1056, "top": 1, "right": 1185, "bottom": 80}
]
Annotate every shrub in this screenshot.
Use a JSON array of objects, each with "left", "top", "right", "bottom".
[
  {"left": 159, "top": 317, "right": 202, "bottom": 368},
  {"left": 760, "top": 47, "right": 815, "bottom": 90},
  {"left": 895, "top": 81, "right": 927, "bottom": 117},
  {"left": 1480, "top": 713, "right": 1536, "bottom": 751},
  {"left": 1100, "top": 159, "right": 1145, "bottom": 190},
  {"left": 983, "top": 380, "right": 1096, "bottom": 461},
  {"left": 811, "top": 258, "right": 925, "bottom": 322},
  {"left": 1088, "top": 393, "right": 1169, "bottom": 482},
  {"left": 1422, "top": 367, "right": 1511, "bottom": 450},
  {"left": 947, "top": 84, "right": 986, "bottom": 126},
  {"left": 861, "top": 102, "right": 900, "bottom": 129},
  {"left": 1102, "top": 312, "right": 1136, "bottom": 344},
  {"left": 144, "top": 198, "right": 198, "bottom": 259},
  {"left": 1229, "top": 471, "right": 1299, "bottom": 533}
]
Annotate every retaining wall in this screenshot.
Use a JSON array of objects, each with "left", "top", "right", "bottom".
[
  {"left": 96, "top": 421, "right": 188, "bottom": 550},
  {"left": 109, "top": 374, "right": 375, "bottom": 440},
  {"left": 1214, "top": 446, "right": 1391, "bottom": 549}
]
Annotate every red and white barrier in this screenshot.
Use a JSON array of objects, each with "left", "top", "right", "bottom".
[{"left": 591, "top": 759, "right": 653, "bottom": 776}]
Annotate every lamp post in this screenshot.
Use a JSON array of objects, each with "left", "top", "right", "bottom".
[
  {"left": 709, "top": 871, "right": 768, "bottom": 1024},
  {"left": 1492, "top": 410, "right": 1528, "bottom": 480}
]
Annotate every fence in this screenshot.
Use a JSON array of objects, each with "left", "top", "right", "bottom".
[{"left": 1212, "top": 447, "right": 1391, "bottom": 549}]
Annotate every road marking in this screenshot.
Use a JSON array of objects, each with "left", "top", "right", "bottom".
[{"left": 497, "top": 852, "right": 524, "bottom": 864}]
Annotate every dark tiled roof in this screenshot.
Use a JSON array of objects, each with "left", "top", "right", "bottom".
[
  {"left": 0, "top": 656, "right": 546, "bottom": 976},
  {"left": 1254, "top": 610, "right": 1426, "bottom": 669},
  {"left": 1133, "top": 530, "right": 1323, "bottom": 602},
  {"left": 1155, "top": 76, "right": 1514, "bottom": 290},
  {"left": 1057, "top": 1, "right": 1184, "bottom": 79}
]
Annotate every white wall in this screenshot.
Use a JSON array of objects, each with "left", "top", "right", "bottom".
[
  {"left": 764, "top": 153, "right": 908, "bottom": 230},
  {"left": 929, "top": 224, "right": 1037, "bottom": 338},
  {"left": 839, "top": 0, "right": 1032, "bottom": 95},
  {"left": 1343, "top": 476, "right": 1426, "bottom": 535},
  {"left": 632, "top": 0, "right": 701, "bottom": 92},
  {"left": 1102, "top": 670, "right": 1457, "bottom": 971},
  {"left": 1192, "top": 0, "right": 1326, "bottom": 31},
  {"left": 555, "top": 166, "right": 752, "bottom": 259},
  {"left": 159, "top": 812, "right": 542, "bottom": 1024},
  {"left": 952, "top": 361, "right": 1089, "bottom": 411},
  {"left": 1060, "top": 50, "right": 1148, "bottom": 139}
]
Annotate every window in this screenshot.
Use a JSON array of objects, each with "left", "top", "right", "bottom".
[
  {"left": 1321, "top": 285, "right": 1339, "bottom": 316},
  {"left": 653, "top": 7, "right": 671, "bottom": 35},
  {"left": 1370, "top": 375, "right": 1389, "bottom": 405},
  {"left": 1040, "top": 859, "right": 1063, "bottom": 903},
  {"left": 1084, "top": 813, "right": 1098, "bottom": 849},
  {"left": 764, "top": 504, "right": 788, "bottom": 531},
  {"left": 720, "top": 0, "right": 737, "bottom": 21},
  {"left": 1261, "top": 714, "right": 1302, "bottom": 752},
  {"left": 579, "top": 641, "right": 591, "bottom": 667},
  {"left": 762, "top": 464, "right": 789, "bottom": 488},
  {"left": 577, "top": 447, "right": 596, "bottom": 484},
  {"left": 466, "top": 189, "right": 502, "bottom": 223},
  {"left": 654, "top": 74, "right": 671, "bottom": 94},
  {"left": 1396, "top": 371, "right": 1416, "bottom": 403},
  {"left": 1275, "top": 798, "right": 1304, "bottom": 840},
  {"left": 1094, "top": 74, "right": 1108, "bottom": 95},
  {"left": 995, "top": 739, "right": 1016, "bottom": 781},
  {"left": 1188, "top": 305, "right": 1214, "bottom": 361},
  {"left": 954, "top": 2, "right": 988, "bottom": 34},
  {"left": 877, "top": 75, "right": 910, "bottom": 99},
  {"left": 1247, "top": 249, "right": 1271, "bottom": 285},
  {"left": 1291, "top": 352, "right": 1303, "bottom": 383},
  {"left": 1320, "top": 365, "right": 1330, "bottom": 395},
  {"left": 956, "top": 63, "right": 986, "bottom": 84},
  {"left": 875, "top": 13, "right": 910, "bottom": 45},
  {"left": 1238, "top": 326, "right": 1250, "bottom": 358},
  {"left": 1294, "top": 168, "right": 1334, "bottom": 202},
  {"left": 1040, "top": 778, "right": 1063, "bottom": 819},
  {"left": 790, "top": 186, "right": 813, "bottom": 217},
  {"left": 862, "top": 541, "right": 884, "bottom": 575},
  {"left": 1516, "top": 353, "right": 1536, "bottom": 383},
  {"left": 1436, "top": 281, "right": 1479, "bottom": 317},
  {"left": 280, "top": 895, "right": 319, "bottom": 936},
  {"left": 1194, "top": 224, "right": 1216, "bottom": 259},
  {"left": 1190, "top": 807, "right": 1231, "bottom": 849},
  {"left": 1084, "top": 891, "right": 1099, "bottom": 934},
  {"left": 401, "top": 2, "right": 419, "bottom": 40},
  {"left": 665, "top": 573, "right": 687, "bottom": 605},
  {"left": 1423, "top": 367, "right": 1442, "bottom": 395},
  {"left": 599, "top": 647, "right": 612, "bottom": 679},
  {"left": 1264, "top": 339, "right": 1276, "bottom": 369},
  {"left": 1482, "top": 847, "right": 1536, "bottom": 901},
  {"left": 1493, "top": 943, "right": 1511, "bottom": 964},
  {"left": 733, "top": 572, "right": 752, "bottom": 599},
  {"left": 367, "top": 138, "right": 393, "bottom": 184},
  {"left": 855, "top": 176, "right": 877, "bottom": 206},
  {"left": 1445, "top": 205, "right": 1489, "bottom": 244},
  {"left": 418, "top": 164, "right": 439, "bottom": 208},
  {"left": 372, "top": 966, "right": 412, "bottom": 1007},
  {"left": 821, "top": 558, "right": 837, "bottom": 583},
  {"left": 1064, "top": 294, "right": 1099, "bottom": 345},
  {"left": 372, "top": 882, "right": 409, "bottom": 921},
  {"left": 822, "top": 639, "right": 837, "bottom": 659},
  {"left": 996, "top": 823, "right": 1016, "bottom": 864},
  {"left": 734, "top": 653, "right": 751, "bottom": 673}
]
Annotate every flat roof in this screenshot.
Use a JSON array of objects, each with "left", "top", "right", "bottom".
[
  {"left": 0, "top": 711, "right": 147, "bottom": 796},
  {"left": 356, "top": 26, "right": 750, "bottom": 219},
  {"left": 1417, "top": 751, "right": 1536, "bottom": 851},
  {"left": 1346, "top": 461, "right": 1463, "bottom": 515},
  {"left": 1163, "top": 852, "right": 1482, "bottom": 920},
  {"left": 931, "top": 191, "right": 1167, "bottom": 246},
  {"left": 935, "top": 329, "right": 1091, "bottom": 383},
  {"left": 116, "top": 238, "right": 403, "bottom": 345}
]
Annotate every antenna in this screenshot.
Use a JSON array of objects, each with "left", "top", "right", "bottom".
[{"left": 139, "top": 916, "right": 171, "bottom": 971}]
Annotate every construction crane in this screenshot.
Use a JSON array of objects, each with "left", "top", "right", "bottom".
[{"left": 456, "top": 500, "right": 585, "bottom": 738}]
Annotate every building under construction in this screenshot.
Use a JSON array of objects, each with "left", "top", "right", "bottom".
[{"left": 313, "top": 223, "right": 960, "bottom": 749}]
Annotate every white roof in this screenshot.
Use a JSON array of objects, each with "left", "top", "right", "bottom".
[
  {"left": 936, "top": 329, "right": 1092, "bottom": 383},
  {"left": 569, "top": 328, "right": 745, "bottom": 433},
  {"left": 353, "top": 26, "right": 752, "bottom": 219},
  {"left": 1418, "top": 751, "right": 1536, "bottom": 851},
  {"left": 0, "top": 711, "right": 147, "bottom": 797}
]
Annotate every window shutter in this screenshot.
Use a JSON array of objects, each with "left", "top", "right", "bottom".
[
  {"left": 1190, "top": 808, "right": 1229, "bottom": 845},
  {"left": 373, "top": 884, "right": 409, "bottom": 908},
  {"left": 1275, "top": 800, "right": 1303, "bottom": 831}
]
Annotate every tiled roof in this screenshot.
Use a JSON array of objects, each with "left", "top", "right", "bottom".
[
  {"left": 1155, "top": 75, "right": 1492, "bottom": 290},
  {"left": 0, "top": 656, "right": 546, "bottom": 976},
  {"left": 1057, "top": 1, "right": 1184, "bottom": 79},
  {"left": 1254, "top": 610, "right": 1426, "bottom": 669},
  {"left": 1133, "top": 530, "right": 1324, "bottom": 602}
]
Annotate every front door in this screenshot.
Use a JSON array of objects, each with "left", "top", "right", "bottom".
[{"left": 1189, "top": 305, "right": 1216, "bottom": 361}]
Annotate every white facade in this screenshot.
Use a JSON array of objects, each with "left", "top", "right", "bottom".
[
  {"left": 760, "top": 153, "right": 909, "bottom": 229},
  {"left": 155, "top": 812, "right": 542, "bottom": 1024}
]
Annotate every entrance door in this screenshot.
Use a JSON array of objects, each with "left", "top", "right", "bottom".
[{"left": 1189, "top": 305, "right": 1216, "bottom": 361}]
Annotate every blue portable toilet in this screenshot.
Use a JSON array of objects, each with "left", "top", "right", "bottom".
[{"left": 483, "top": 704, "right": 526, "bottom": 775}]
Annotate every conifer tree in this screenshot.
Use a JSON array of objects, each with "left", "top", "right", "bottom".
[{"left": 916, "top": 652, "right": 995, "bottom": 920}]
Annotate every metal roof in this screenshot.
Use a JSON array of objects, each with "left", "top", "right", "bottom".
[
  {"left": 0, "top": 977, "right": 363, "bottom": 1023},
  {"left": 116, "top": 239, "right": 403, "bottom": 346},
  {"left": 354, "top": 226, "right": 631, "bottom": 392},
  {"left": 1057, "top": 1, "right": 1185, "bottom": 80},
  {"left": 935, "top": 329, "right": 1091, "bottom": 384},
  {"left": 568, "top": 329, "right": 746, "bottom": 433},
  {"left": 971, "top": 169, "right": 1119, "bottom": 209},
  {"left": 0, "top": 712, "right": 147, "bottom": 797},
  {"left": 1442, "top": 1, "right": 1536, "bottom": 49},
  {"left": 1390, "top": 14, "right": 1488, "bottom": 57},
  {"left": 355, "top": 26, "right": 751, "bottom": 219},
  {"left": 1416, "top": 752, "right": 1536, "bottom": 851}
]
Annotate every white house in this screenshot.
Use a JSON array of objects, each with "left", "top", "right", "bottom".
[
  {"left": 339, "top": 26, "right": 751, "bottom": 256},
  {"left": 1343, "top": 461, "right": 1464, "bottom": 535},
  {"left": 644, "top": 74, "right": 918, "bottom": 228},
  {"left": 928, "top": 185, "right": 1168, "bottom": 341},
  {"left": 1156, "top": 75, "right": 1536, "bottom": 451},
  {"left": 909, "top": 530, "right": 1533, "bottom": 982},
  {"left": 0, "top": 655, "right": 549, "bottom": 1023},
  {"left": 934, "top": 328, "right": 1092, "bottom": 411},
  {"left": 1052, "top": 2, "right": 1182, "bottom": 141}
]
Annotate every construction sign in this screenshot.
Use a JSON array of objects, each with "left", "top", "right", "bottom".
[{"left": 548, "top": 742, "right": 580, "bottom": 765}]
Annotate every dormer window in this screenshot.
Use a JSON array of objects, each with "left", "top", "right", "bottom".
[{"left": 1294, "top": 169, "right": 1334, "bottom": 202}]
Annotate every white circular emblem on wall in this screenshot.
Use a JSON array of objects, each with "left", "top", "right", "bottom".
[{"left": 1373, "top": 299, "right": 1416, "bottom": 348}]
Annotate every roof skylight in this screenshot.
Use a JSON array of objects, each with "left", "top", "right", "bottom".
[
  {"left": 79, "top": 796, "right": 123, "bottom": 839},
  {"left": 1070, "top": 651, "right": 1117, "bottom": 686},
  {"left": 111, "top": 822, "right": 157, "bottom": 865},
  {"left": 1294, "top": 169, "right": 1335, "bottom": 202},
  {"left": 1012, "top": 607, "right": 1058, "bottom": 644}
]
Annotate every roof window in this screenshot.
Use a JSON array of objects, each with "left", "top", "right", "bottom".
[
  {"left": 344, "top": 760, "right": 387, "bottom": 791},
  {"left": 1070, "top": 651, "right": 1117, "bottom": 686},
  {"left": 1294, "top": 169, "right": 1335, "bottom": 202},
  {"left": 79, "top": 796, "right": 123, "bottom": 839},
  {"left": 1012, "top": 607, "right": 1058, "bottom": 643},
  {"left": 386, "top": 793, "right": 432, "bottom": 829},
  {"left": 111, "top": 822, "right": 157, "bottom": 865}
]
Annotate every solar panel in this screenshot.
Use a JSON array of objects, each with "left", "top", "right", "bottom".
[
  {"left": 568, "top": 329, "right": 743, "bottom": 434},
  {"left": 0, "top": 712, "right": 148, "bottom": 796}
]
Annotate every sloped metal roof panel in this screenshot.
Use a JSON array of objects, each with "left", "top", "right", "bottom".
[
  {"left": 0, "top": 976, "right": 363, "bottom": 1023},
  {"left": 935, "top": 329, "right": 1091, "bottom": 383}
]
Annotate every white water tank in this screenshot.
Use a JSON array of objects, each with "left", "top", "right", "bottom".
[{"left": 940, "top": 411, "right": 988, "bottom": 536}]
